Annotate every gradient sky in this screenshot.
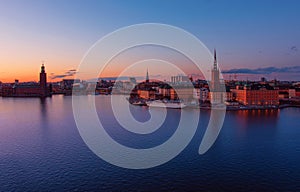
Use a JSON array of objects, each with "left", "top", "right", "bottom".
[{"left": 0, "top": 0, "right": 299, "bottom": 82}]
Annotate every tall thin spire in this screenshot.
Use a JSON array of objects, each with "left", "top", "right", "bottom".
[
  {"left": 213, "top": 49, "right": 218, "bottom": 70},
  {"left": 146, "top": 68, "right": 149, "bottom": 83}
]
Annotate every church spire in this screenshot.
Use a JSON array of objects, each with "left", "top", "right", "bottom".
[
  {"left": 213, "top": 49, "right": 218, "bottom": 70},
  {"left": 146, "top": 68, "right": 149, "bottom": 83}
]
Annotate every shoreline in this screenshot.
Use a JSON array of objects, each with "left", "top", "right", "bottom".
[
  {"left": 1, "top": 94, "right": 300, "bottom": 111},
  {"left": 191, "top": 104, "right": 300, "bottom": 111}
]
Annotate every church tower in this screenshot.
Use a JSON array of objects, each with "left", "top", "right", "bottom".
[
  {"left": 40, "top": 64, "right": 47, "bottom": 96},
  {"left": 210, "top": 49, "right": 224, "bottom": 105},
  {"left": 211, "top": 49, "right": 220, "bottom": 91}
]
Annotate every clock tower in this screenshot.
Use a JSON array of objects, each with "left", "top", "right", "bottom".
[{"left": 40, "top": 64, "right": 47, "bottom": 96}]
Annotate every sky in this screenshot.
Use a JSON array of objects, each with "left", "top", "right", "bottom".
[{"left": 0, "top": 0, "right": 300, "bottom": 82}]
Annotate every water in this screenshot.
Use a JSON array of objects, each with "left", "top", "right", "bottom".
[{"left": 0, "top": 95, "right": 300, "bottom": 191}]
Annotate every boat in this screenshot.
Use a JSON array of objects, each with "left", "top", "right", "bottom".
[
  {"left": 126, "top": 97, "right": 147, "bottom": 106},
  {"left": 146, "top": 100, "right": 186, "bottom": 109},
  {"left": 131, "top": 100, "right": 147, "bottom": 106}
]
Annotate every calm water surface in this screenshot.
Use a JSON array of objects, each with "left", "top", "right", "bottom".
[{"left": 0, "top": 95, "right": 300, "bottom": 191}]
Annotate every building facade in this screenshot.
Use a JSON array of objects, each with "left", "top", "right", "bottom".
[
  {"left": 193, "top": 87, "right": 209, "bottom": 102},
  {"left": 231, "top": 85, "right": 279, "bottom": 106},
  {"left": 171, "top": 75, "right": 189, "bottom": 84},
  {"left": 137, "top": 89, "right": 156, "bottom": 100}
]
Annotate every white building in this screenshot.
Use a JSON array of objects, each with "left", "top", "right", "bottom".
[
  {"left": 193, "top": 87, "right": 209, "bottom": 102},
  {"left": 171, "top": 75, "right": 189, "bottom": 84}
]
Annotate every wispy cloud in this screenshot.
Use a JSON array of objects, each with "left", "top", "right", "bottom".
[
  {"left": 223, "top": 66, "right": 300, "bottom": 74},
  {"left": 50, "top": 69, "right": 77, "bottom": 80},
  {"left": 290, "top": 46, "right": 298, "bottom": 52}
]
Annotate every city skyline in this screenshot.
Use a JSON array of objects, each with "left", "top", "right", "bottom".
[
  {"left": 1, "top": 1, "right": 300, "bottom": 191},
  {"left": 0, "top": 0, "right": 300, "bottom": 82}
]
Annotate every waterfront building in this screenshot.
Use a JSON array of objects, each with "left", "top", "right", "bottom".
[
  {"left": 296, "top": 89, "right": 300, "bottom": 97},
  {"left": 288, "top": 89, "right": 296, "bottom": 98},
  {"left": 157, "top": 84, "right": 193, "bottom": 102},
  {"left": 171, "top": 86, "right": 194, "bottom": 102},
  {"left": 193, "top": 87, "right": 209, "bottom": 102},
  {"left": 137, "top": 89, "right": 156, "bottom": 100},
  {"left": 278, "top": 89, "right": 296, "bottom": 99},
  {"left": 279, "top": 90, "right": 289, "bottom": 99},
  {"left": 226, "top": 90, "right": 233, "bottom": 101},
  {"left": 231, "top": 84, "right": 279, "bottom": 106},
  {"left": 158, "top": 84, "right": 172, "bottom": 99},
  {"left": 1, "top": 64, "right": 51, "bottom": 97}
]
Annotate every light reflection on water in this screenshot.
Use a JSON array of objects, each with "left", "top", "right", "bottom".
[{"left": 0, "top": 95, "right": 300, "bottom": 191}]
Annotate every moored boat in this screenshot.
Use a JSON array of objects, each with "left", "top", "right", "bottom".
[
  {"left": 126, "top": 97, "right": 147, "bottom": 106},
  {"left": 146, "top": 100, "right": 186, "bottom": 109}
]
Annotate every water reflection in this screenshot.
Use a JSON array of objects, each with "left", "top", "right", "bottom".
[
  {"left": 0, "top": 95, "right": 300, "bottom": 191},
  {"left": 38, "top": 97, "right": 51, "bottom": 144},
  {"left": 95, "top": 95, "right": 180, "bottom": 149},
  {"left": 236, "top": 109, "right": 279, "bottom": 129},
  {"left": 39, "top": 98, "right": 47, "bottom": 118}
]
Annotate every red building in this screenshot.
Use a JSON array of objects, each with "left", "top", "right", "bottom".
[
  {"left": 296, "top": 89, "right": 300, "bottom": 97},
  {"left": 231, "top": 84, "right": 279, "bottom": 106}
]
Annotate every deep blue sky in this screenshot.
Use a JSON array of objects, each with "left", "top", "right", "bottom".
[{"left": 0, "top": 0, "right": 299, "bottom": 81}]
